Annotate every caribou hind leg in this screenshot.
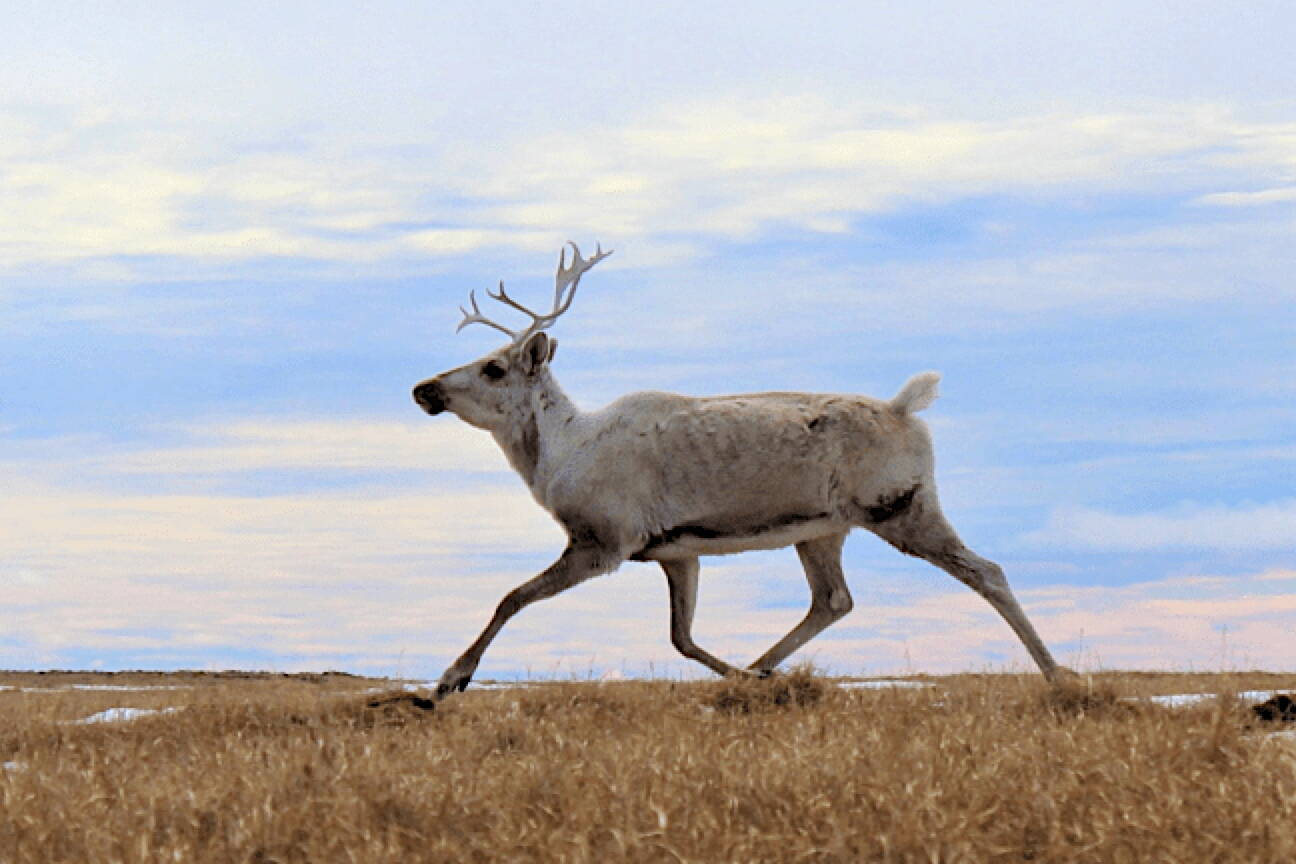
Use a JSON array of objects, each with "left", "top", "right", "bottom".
[
  {"left": 860, "top": 487, "right": 1064, "bottom": 682},
  {"left": 660, "top": 558, "right": 745, "bottom": 676},
  {"left": 747, "top": 531, "right": 854, "bottom": 675}
]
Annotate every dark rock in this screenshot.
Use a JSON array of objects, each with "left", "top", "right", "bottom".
[{"left": 1252, "top": 693, "right": 1296, "bottom": 723}]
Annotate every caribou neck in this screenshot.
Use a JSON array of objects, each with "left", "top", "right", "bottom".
[{"left": 490, "top": 369, "right": 578, "bottom": 487}]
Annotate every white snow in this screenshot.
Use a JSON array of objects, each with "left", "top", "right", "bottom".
[
  {"left": 839, "top": 679, "right": 935, "bottom": 690},
  {"left": 69, "top": 684, "right": 190, "bottom": 692},
  {"left": 75, "top": 706, "right": 181, "bottom": 725},
  {"left": 467, "top": 680, "right": 526, "bottom": 691},
  {"left": 366, "top": 681, "right": 453, "bottom": 694},
  {"left": 3, "top": 684, "right": 192, "bottom": 694},
  {"left": 1146, "top": 690, "right": 1281, "bottom": 708}
]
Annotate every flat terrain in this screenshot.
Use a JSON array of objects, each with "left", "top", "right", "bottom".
[{"left": 2, "top": 669, "right": 1295, "bottom": 862}]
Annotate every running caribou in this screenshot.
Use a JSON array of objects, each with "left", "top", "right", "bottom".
[{"left": 412, "top": 243, "right": 1066, "bottom": 699}]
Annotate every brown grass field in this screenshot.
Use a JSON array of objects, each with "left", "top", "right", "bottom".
[{"left": 2, "top": 668, "right": 1295, "bottom": 862}]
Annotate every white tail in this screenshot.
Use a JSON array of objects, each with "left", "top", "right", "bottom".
[{"left": 890, "top": 371, "right": 941, "bottom": 414}]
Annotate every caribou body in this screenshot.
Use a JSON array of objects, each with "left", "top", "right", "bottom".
[{"left": 413, "top": 243, "right": 1064, "bottom": 699}]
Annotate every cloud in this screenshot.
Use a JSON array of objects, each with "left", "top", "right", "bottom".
[
  {"left": 0, "top": 108, "right": 553, "bottom": 276},
  {"left": 0, "top": 416, "right": 556, "bottom": 671},
  {"left": 1018, "top": 573, "right": 1296, "bottom": 671},
  {"left": 0, "top": 456, "right": 568, "bottom": 673},
  {"left": 105, "top": 419, "right": 510, "bottom": 476},
  {"left": 5, "top": 100, "right": 1296, "bottom": 280},
  {"left": 1258, "top": 568, "right": 1296, "bottom": 583},
  {"left": 1195, "top": 187, "right": 1296, "bottom": 207},
  {"left": 472, "top": 101, "right": 1296, "bottom": 241},
  {"left": 1025, "top": 500, "right": 1296, "bottom": 551},
  {"left": 789, "top": 568, "right": 1296, "bottom": 674},
  {"left": 0, "top": 475, "right": 561, "bottom": 571}
]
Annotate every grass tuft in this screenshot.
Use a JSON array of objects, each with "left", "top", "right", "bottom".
[
  {"left": 706, "top": 665, "right": 828, "bottom": 714},
  {"left": 1039, "top": 673, "right": 1129, "bottom": 719}
]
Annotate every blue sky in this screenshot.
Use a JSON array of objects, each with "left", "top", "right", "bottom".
[{"left": 1, "top": 2, "right": 1293, "bottom": 677}]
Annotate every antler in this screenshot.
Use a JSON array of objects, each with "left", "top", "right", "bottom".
[
  {"left": 456, "top": 288, "right": 518, "bottom": 338},
  {"left": 550, "top": 241, "right": 612, "bottom": 326},
  {"left": 455, "top": 242, "right": 613, "bottom": 342}
]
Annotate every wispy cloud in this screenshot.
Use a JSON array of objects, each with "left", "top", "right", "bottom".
[
  {"left": 106, "top": 419, "right": 509, "bottom": 476},
  {"left": 5, "top": 100, "right": 1295, "bottom": 280},
  {"left": 475, "top": 102, "right": 1295, "bottom": 239},
  {"left": 1026, "top": 500, "right": 1296, "bottom": 551},
  {"left": 1258, "top": 568, "right": 1296, "bottom": 583},
  {"left": 1195, "top": 187, "right": 1296, "bottom": 207},
  {"left": 0, "top": 421, "right": 561, "bottom": 633},
  {"left": 777, "top": 568, "right": 1296, "bottom": 674}
]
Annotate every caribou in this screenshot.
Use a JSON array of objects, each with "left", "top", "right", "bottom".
[{"left": 413, "top": 243, "right": 1067, "bottom": 699}]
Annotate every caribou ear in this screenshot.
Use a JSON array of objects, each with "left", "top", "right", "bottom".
[
  {"left": 522, "top": 331, "right": 552, "bottom": 375},
  {"left": 547, "top": 337, "right": 558, "bottom": 362}
]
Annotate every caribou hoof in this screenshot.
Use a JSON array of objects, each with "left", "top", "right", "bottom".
[
  {"left": 435, "top": 665, "right": 475, "bottom": 700},
  {"left": 1047, "top": 666, "right": 1084, "bottom": 688}
]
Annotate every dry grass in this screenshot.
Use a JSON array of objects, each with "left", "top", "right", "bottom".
[{"left": 2, "top": 668, "right": 1296, "bottom": 862}]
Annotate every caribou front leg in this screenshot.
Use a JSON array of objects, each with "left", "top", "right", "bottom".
[{"left": 435, "top": 542, "right": 611, "bottom": 700}]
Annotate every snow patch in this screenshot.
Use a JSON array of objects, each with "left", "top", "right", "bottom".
[
  {"left": 76, "top": 707, "right": 181, "bottom": 725},
  {"left": 1146, "top": 690, "right": 1280, "bottom": 708},
  {"left": 462, "top": 680, "right": 543, "bottom": 691},
  {"left": 8, "top": 684, "right": 192, "bottom": 693},
  {"left": 839, "top": 679, "right": 936, "bottom": 690},
  {"left": 69, "top": 684, "right": 190, "bottom": 692}
]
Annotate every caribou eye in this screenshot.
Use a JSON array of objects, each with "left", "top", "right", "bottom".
[{"left": 482, "top": 361, "right": 507, "bottom": 381}]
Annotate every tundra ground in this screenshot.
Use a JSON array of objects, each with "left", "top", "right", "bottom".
[{"left": 2, "top": 668, "right": 1294, "bottom": 862}]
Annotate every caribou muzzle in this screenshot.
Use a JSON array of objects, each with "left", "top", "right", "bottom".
[{"left": 412, "top": 380, "right": 447, "bottom": 415}]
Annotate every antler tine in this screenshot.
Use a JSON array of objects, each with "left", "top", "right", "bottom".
[
  {"left": 486, "top": 280, "right": 545, "bottom": 324},
  {"left": 456, "top": 289, "right": 517, "bottom": 338},
  {"left": 551, "top": 241, "right": 613, "bottom": 320}
]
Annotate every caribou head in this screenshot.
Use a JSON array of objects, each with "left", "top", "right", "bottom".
[{"left": 412, "top": 242, "right": 611, "bottom": 431}]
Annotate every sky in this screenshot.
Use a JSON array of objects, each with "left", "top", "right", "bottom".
[{"left": 1, "top": 2, "right": 1293, "bottom": 679}]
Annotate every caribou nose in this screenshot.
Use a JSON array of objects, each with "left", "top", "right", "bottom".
[{"left": 412, "top": 380, "right": 447, "bottom": 415}]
